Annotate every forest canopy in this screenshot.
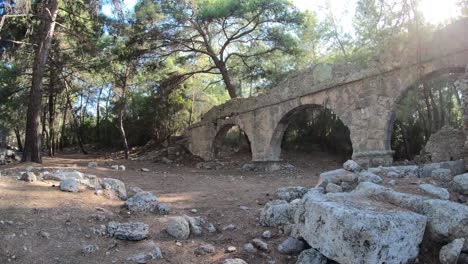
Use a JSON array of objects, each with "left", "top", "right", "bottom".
[{"left": 0, "top": 0, "right": 466, "bottom": 163}]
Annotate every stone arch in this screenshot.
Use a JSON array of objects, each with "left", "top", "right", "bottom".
[
  {"left": 212, "top": 122, "right": 252, "bottom": 159},
  {"left": 385, "top": 66, "right": 467, "bottom": 160},
  {"left": 268, "top": 103, "right": 352, "bottom": 161}
]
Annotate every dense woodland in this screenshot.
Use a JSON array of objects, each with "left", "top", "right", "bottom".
[{"left": 0, "top": 0, "right": 467, "bottom": 163}]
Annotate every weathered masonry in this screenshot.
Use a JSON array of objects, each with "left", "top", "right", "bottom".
[{"left": 187, "top": 19, "right": 468, "bottom": 167}]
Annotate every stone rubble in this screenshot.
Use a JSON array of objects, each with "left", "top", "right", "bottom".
[
  {"left": 166, "top": 216, "right": 190, "bottom": 240},
  {"left": 439, "top": 238, "right": 465, "bottom": 264},
  {"left": 107, "top": 222, "right": 149, "bottom": 241}
]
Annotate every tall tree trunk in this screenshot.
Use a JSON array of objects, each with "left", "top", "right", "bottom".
[
  {"left": 216, "top": 60, "right": 237, "bottom": 98},
  {"left": 14, "top": 126, "right": 23, "bottom": 152},
  {"left": 59, "top": 94, "right": 67, "bottom": 151},
  {"left": 104, "top": 88, "right": 112, "bottom": 142},
  {"left": 48, "top": 73, "right": 56, "bottom": 156},
  {"left": 96, "top": 87, "right": 103, "bottom": 141},
  {"left": 22, "top": 0, "right": 59, "bottom": 163},
  {"left": 421, "top": 84, "right": 433, "bottom": 136},
  {"left": 119, "top": 84, "right": 129, "bottom": 159}
]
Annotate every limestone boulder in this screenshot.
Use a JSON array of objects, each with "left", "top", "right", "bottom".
[
  {"left": 107, "top": 222, "right": 149, "bottom": 241},
  {"left": 44, "top": 170, "right": 84, "bottom": 181},
  {"left": 357, "top": 171, "right": 382, "bottom": 184},
  {"left": 20, "top": 172, "right": 37, "bottom": 182},
  {"left": 423, "top": 126, "right": 465, "bottom": 162},
  {"left": 296, "top": 248, "right": 327, "bottom": 264},
  {"left": 453, "top": 173, "right": 468, "bottom": 195},
  {"left": 343, "top": 160, "right": 360, "bottom": 172},
  {"left": 291, "top": 191, "right": 427, "bottom": 264},
  {"left": 259, "top": 200, "right": 295, "bottom": 227},
  {"left": 101, "top": 178, "right": 127, "bottom": 200},
  {"left": 440, "top": 238, "right": 465, "bottom": 264},
  {"left": 166, "top": 216, "right": 190, "bottom": 240},
  {"left": 368, "top": 165, "right": 419, "bottom": 178},
  {"left": 317, "top": 169, "right": 357, "bottom": 188},
  {"left": 419, "top": 184, "right": 450, "bottom": 200},
  {"left": 125, "top": 191, "right": 158, "bottom": 213},
  {"left": 60, "top": 178, "right": 80, "bottom": 192},
  {"left": 355, "top": 182, "right": 468, "bottom": 249},
  {"left": 277, "top": 237, "right": 305, "bottom": 255},
  {"left": 275, "top": 187, "right": 309, "bottom": 202}
]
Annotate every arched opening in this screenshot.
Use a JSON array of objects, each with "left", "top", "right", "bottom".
[
  {"left": 391, "top": 67, "right": 466, "bottom": 162},
  {"left": 213, "top": 124, "right": 252, "bottom": 162},
  {"left": 271, "top": 104, "right": 352, "bottom": 167}
]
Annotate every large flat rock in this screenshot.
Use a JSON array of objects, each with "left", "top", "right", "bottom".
[{"left": 291, "top": 191, "right": 427, "bottom": 264}]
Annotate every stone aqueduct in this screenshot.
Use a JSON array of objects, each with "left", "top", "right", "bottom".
[{"left": 187, "top": 19, "right": 468, "bottom": 167}]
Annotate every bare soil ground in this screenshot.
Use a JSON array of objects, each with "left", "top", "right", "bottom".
[{"left": 0, "top": 151, "right": 342, "bottom": 264}]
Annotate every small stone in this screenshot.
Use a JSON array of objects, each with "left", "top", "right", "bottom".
[
  {"left": 262, "top": 230, "right": 272, "bottom": 239},
  {"left": 221, "top": 259, "right": 248, "bottom": 264},
  {"left": 141, "top": 168, "right": 150, "bottom": 172},
  {"left": 166, "top": 217, "right": 190, "bottom": 240},
  {"left": 87, "top": 162, "right": 98, "bottom": 168},
  {"left": 59, "top": 178, "right": 79, "bottom": 192},
  {"left": 326, "top": 183, "right": 343, "bottom": 193},
  {"left": 207, "top": 223, "right": 217, "bottom": 233},
  {"left": 419, "top": 184, "right": 450, "bottom": 200},
  {"left": 296, "top": 248, "right": 327, "bottom": 264},
  {"left": 194, "top": 244, "right": 215, "bottom": 255},
  {"left": 243, "top": 243, "right": 257, "bottom": 253},
  {"left": 38, "top": 230, "right": 50, "bottom": 239},
  {"left": 388, "top": 180, "right": 396, "bottom": 186},
  {"left": 126, "top": 241, "right": 162, "bottom": 263},
  {"left": 222, "top": 224, "right": 236, "bottom": 231},
  {"left": 107, "top": 222, "right": 149, "bottom": 241},
  {"left": 82, "top": 244, "right": 99, "bottom": 255},
  {"left": 157, "top": 203, "right": 171, "bottom": 215},
  {"left": 226, "top": 246, "right": 236, "bottom": 253},
  {"left": 453, "top": 173, "right": 468, "bottom": 195},
  {"left": 127, "top": 186, "right": 144, "bottom": 198},
  {"left": 277, "top": 237, "right": 305, "bottom": 255},
  {"left": 119, "top": 165, "right": 126, "bottom": 171},
  {"left": 439, "top": 238, "right": 465, "bottom": 264},
  {"left": 101, "top": 178, "right": 127, "bottom": 200},
  {"left": 343, "top": 160, "right": 360, "bottom": 172},
  {"left": 20, "top": 172, "right": 37, "bottom": 182},
  {"left": 190, "top": 209, "right": 198, "bottom": 213},
  {"left": 251, "top": 238, "right": 268, "bottom": 252},
  {"left": 111, "top": 165, "right": 119, "bottom": 170},
  {"left": 175, "top": 242, "right": 182, "bottom": 247},
  {"left": 125, "top": 191, "right": 159, "bottom": 213}
]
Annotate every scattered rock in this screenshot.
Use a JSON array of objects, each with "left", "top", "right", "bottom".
[
  {"left": 111, "top": 165, "right": 119, "bottom": 170},
  {"left": 125, "top": 191, "right": 159, "bottom": 213},
  {"left": 419, "top": 184, "right": 450, "bottom": 200},
  {"left": 20, "top": 172, "right": 37, "bottom": 182},
  {"left": 184, "top": 215, "right": 207, "bottom": 236},
  {"left": 82, "top": 244, "right": 99, "bottom": 255},
  {"left": 431, "top": 168, "right": 453, "bottom": 181},
  {"left": 127, "top": 186, "right": 144, "bottom": 198},
  {"left": 357, "top": 171, "right": 382, "bottom": 183},
  {"left": 38, "top": 230, "right": 50, "bottom": 239},
  {"left": 107, "top": 222, "right": 149, "bottom": 241},
  {"left": 166, "top": 216, "right": 190, "bottom": 240},
  {"left": 226, "top": 246, "right": 236, "bottom": 253},
  {"left": 190, "top": 209, "right": 198, "bottom": 213},
  {"left": 207, "top": 223, "right": 217, "bottom": 233},
  {"left": 251, "top": 238, "right": 268, "bottom": 252},
  {"left": 325, "top": 183, "right": 343, "bottom": 193},
  {"left": 87, "top": 162, "right": 98, "bottom": 168},
  {"left": 157, "top": 203, "right": 171, "bottom": 215},
  {"left": 222, "top": 224, "right": 236, "bottom": 231},
  {"left": 44, "top": 170, "right": 84, "bottom": 181},
  {"left": 262, "top": 230, "right": 272, "bottom": 239},
  {"left": 194, "top": 244, "right": 215, "bottom": 255},
  {"left": 275, "top": 187, "right": 309, "bottom": 202},
  {"left": 317, "top": 169, "right": 357, "bottom": 188},
  {"left": 296, "top": 248, "right": 327, "bottom": 264},
  {"left": 101, "top": 178, "right": 127, "bottom": 200},
  {"left": 453, "top": 173, "right": 468, "bottom": 195},
  {"left": 196, "top": 161, "right": 223, "bottom": 170},
  {"left": 221, "top": 259, "right": 248, "bottom": 264},
  {"left": 119, "top": 165, "right": 126, "bottom": 171},
  {"left": 388, "top": 180, "right": 396, "bottom": 186},
  {"left": 343, "top": 160, "right": 360, "bottom": 172},
  {"left": 59, "top": 178, "right": 80, "bottom": 192},
  {"left": 126, "top": 241, "right": 162, "bottom": 263},
  {"left": 141, "top": 168, "right": 150, "bottom": 172},
  {"left": 259, "top": 200, "right": 294, "bottom": 227},
  {"left": 277, "top": 237, "right": 305, "bottom": 255},
  {"left": 243, "top": 243, "right": 257, "bottom": 253},
  {"left": 161, "top": 157, "right": 173, "bottom": 164},
  {"left": 440, "top": 238, "right": 465, "bottom": 264}
]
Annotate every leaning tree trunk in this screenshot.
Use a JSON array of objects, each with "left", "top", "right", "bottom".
[
  {"left": 22, "top": 0, "right": 59, "bottom": 163},
  {"left": 14, "top": 126, "right": 23, "bottom": 152},
  {"left": 119, "top": 84, "right": 129, "bottom": 159}
]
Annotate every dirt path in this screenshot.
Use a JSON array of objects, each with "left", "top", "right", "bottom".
[{"left": 0, "top": 153, "right": 340, "bottom": 264}]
